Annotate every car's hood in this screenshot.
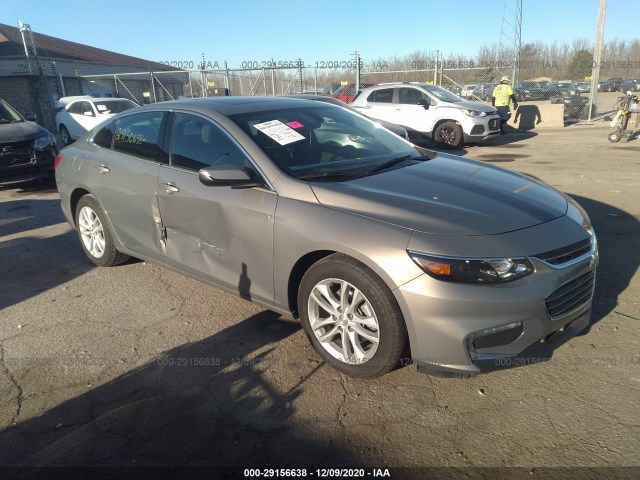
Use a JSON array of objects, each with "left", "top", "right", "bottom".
[
  {"left": 450, "top": 100, "right": 497, "bottom": 113},
  {"left": 310, "top": 155, "right": 567, "bottom": 236},
  {"left": 0, "top": 121, "right": 49, "bottom": 143}
]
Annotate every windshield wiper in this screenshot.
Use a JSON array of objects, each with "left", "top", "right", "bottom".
[
  {"left": 365, "top": 155, "right": 429, "bottom": 175},
  {"left": 298, "top": 171, "right": 363, "bottom": 181}
]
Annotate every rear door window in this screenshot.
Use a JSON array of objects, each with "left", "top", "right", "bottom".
[
  {"left": 367, "top": 89, "right": 394, "bottom": 103},
  {"left": 113, "top": 111, "right": 164, "bottom": 161}
]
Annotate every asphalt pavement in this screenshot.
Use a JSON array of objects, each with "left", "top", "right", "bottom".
[{"left": 0, "top": 123, "right": 638, "bottom": 478}]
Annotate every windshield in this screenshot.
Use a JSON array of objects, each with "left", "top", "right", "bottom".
[
  {"left": 421, "top": 85, "right": 463, "bottom": 103},
  {"left": 229, "top": 105, "right": 422, "bottom": 180},
  {"left": 93, "top": 99, "right": 138, "bottom": 115},
  {"left": 0, "top": 100, "right": 23, "bottom": 124}
]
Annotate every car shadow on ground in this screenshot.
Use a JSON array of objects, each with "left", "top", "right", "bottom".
[
  {"left": 0, "top": 198, "right": 93, "bottom": 310},
  {"left": 0, "top": 310, "right": 366, "bottom": 473},
  {"left": 570, "top": 195, "right": 640, "bottom": 326},
  {"left": 0, "top": 177, "right": 57, "bottom": 195}
]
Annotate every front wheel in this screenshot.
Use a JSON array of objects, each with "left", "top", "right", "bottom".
[
  {"left": 298, "top": 254, "right": 407, "bottom": 378},
  {"left": 608, "top": 131, "right": 622, "bottom": 143},
  {"left": 75, "top": 195, "right": 129, "bottom": 267},
  {"left": 59, "top": 125, "right": 72, "bottom": 145},
  {"left": 433, "top": 121, "right": 463, "bottom": 148}
]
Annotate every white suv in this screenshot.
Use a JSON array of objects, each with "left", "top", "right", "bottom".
[{"left": 351, "top": 83, "right": 501, "bottom": 148}]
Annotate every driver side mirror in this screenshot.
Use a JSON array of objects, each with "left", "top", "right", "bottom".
[
  {"left": 418, "top": 99, "right": 430, "bottom": 110},
  {"left": 199, "top": 163, "right": 264, "bottom": 189},
  {"left": 23, "top": 112, "right": 37, "bottom": 121}
]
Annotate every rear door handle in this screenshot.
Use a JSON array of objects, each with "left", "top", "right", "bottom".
[
  {"left": 95, "top": 165, "right": 110, "bottom": 174},
  {"left": 160, "top": 183, "right": 179, "bottom": 194}
]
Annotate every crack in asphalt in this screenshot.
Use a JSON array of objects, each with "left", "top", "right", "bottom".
[
  {"left": 0, "top": 343, "right": 24, "bottom": 426},
  {"left": 614, "top": 310, "right": 640, "bottom": 321},
  {"left": 336, "top": 374, "right": 349, "bottom": 432}
]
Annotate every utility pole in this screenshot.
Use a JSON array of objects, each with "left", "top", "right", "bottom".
[{"left": 588, "top": 0, "right": 607, "bottom": 121}]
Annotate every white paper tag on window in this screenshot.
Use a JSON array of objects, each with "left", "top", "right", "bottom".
[
  {"left": 253, "top": 120, "right": 305, "bottom": 145},
  {"left": 96, "top": 104, "right": 108, "bottom": 111}
]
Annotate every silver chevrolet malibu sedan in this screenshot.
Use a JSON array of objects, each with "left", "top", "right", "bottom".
[{"left": 55, "top": 97, "right": 598, "bottom": 378}]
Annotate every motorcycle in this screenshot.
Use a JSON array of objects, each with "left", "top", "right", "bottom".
[{"left": 608, "top": 91, "right": 640, "bottom": 143}]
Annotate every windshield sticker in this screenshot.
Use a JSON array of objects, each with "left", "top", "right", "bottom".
[
  {"left": 253, "top": 120, "right": 305, "bottom": 145},
  {"left": 96, "top": 104, "right": 108, "bottom": 111},
  {"left": 286, "top": 121, "right": 304, "bottom": 129}
]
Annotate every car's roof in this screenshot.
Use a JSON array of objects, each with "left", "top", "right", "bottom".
[{"left": 143, "top": 96, "right": 327, "bottom": 116}]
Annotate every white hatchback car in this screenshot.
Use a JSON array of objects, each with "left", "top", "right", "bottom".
[
  {"left": 55, "top": 96, "right": 138, "bottom": 145},
  {"left": 351, "top": 83, "right": 501, "bottom": 148}
]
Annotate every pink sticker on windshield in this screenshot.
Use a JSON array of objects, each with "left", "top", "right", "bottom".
[{"left": 287, "top": 121, "right": 304, "bottom": 129}]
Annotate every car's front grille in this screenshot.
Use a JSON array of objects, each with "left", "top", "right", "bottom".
[
  {"left": 0, "top": 141, "right": 34, "bottom": 169},
  {"left": 488, "top": 119, "right": 499, "bottom": 130},
  {"left": 545, "top": 270, "right": 595, "bottom": 320},
  {"left": 534, "top": 238, "right": 592, "bottom": 265}
]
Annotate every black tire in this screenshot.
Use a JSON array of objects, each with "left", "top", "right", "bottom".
[
  {"left": 59, "top": 125, "right": 72, "bottom": 145},
  {"left": 433, "top": 121, "right": 463, "bottom": 149},
  {"left": 608, "top": 131, "right": 622, "bottom": 143},
  {"left": 297, "top": 253, "right": 407, "bottom": 378},
  {"left": 75, "top": 195, "right": 129, "bottom": 267}
]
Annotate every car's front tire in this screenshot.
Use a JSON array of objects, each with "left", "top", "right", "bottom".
[
  {"left": 433, "top": 121, "right": 463, "bottom": 148},
  {"left": 59, "top": 125, "right": 72, "bottom": 146},
  {"left": 75, "top": 195, "right": 129, "bottom": 267},
  {"left": 298, "top": 254, "right": 407, "bottom": 378}
]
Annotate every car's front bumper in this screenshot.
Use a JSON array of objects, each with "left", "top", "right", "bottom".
[
  {"left": 463, "top": 116, "right": 502, "bottom": 142},
  {"left": 0, "top": 146, "right": 57, "bottom": 187},
  {"left": 397, "top": 237, "right": 598, "bottom": 377}
]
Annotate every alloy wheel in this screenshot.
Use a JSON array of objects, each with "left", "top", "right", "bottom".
[
  {"left": 307, "top": 278, "right": 380, "bottom": 364},
  {"left": 78, "top": 206, "right": 106, "bottom": 258}
]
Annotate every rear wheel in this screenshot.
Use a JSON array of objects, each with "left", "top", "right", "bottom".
[
  {"left": 298, "top": 254, "right": 407, "bottom": 378},
  {"left": 433, "top": 121, "right": 463, "bottom": 148},
  {"left": 75, "top": 195, "right": 129, "bottom": 267}
]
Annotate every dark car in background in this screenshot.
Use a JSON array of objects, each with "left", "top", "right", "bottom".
[
  {"left": 619, "top": 78, "right": 640, "bottom": 92},
  {"left": 0, "top": 98, "right": 57, "bottom": 186},
  {"left": 545, "top": 82, "right": 579, "bottom": 97},
  {"left": 514, "top": 81, "right": 546, "bottom": 101},
  {"left": 547, "top": 87, "right": 592, "bottom": 119},
  {"left": 598, "top": 78, "right": 624, "bottom": 92}
]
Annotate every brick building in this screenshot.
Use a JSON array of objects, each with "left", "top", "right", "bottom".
[{"left": 0, "top": 23, "right": 178, "bottom": 131}]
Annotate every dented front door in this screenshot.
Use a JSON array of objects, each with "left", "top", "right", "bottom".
[{"left": 155, "top": 112, "right": 277, "bottom": 303}]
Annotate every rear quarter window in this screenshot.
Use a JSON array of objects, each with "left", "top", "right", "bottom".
[{"left": 92, "top": 122, "right": 115, "bottom": 149}]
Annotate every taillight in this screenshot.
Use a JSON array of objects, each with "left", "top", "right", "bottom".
[{"left": 54, "top": 153, "right": 62, "bottom": 169}]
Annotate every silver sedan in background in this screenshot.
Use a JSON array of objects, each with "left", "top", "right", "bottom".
[{"left": 55, "top": 97, "right": 598, "bottom": 378}]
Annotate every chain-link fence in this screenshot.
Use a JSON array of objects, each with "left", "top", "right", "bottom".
[
  {"left": 72, "top": 44, "right": 640, "bottom": 123},
  {"left": 77, "top": 63, "right": 359, "bottom": 102}
]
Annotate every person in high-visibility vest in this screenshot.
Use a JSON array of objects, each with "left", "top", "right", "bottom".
[{"left": 492, "top": 76, "right": 519, "bottom": 132}]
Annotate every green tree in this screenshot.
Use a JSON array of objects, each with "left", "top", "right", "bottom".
[{"left": 566, "top": 49, "right": 593, "bottom": 81}]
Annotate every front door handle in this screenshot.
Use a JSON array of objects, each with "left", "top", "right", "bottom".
[
  {"left": 95, "top": 165, "right": 110, "bottom": 174},
  {"left": 160, "top": 183, "right": 180, "bottom": 194}
]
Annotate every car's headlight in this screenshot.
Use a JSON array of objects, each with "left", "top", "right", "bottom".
[
  {"left": 462, "top": 109, "right": 487, "bottom": 117},
  {"left": 408, "top": 251, "right": 534, "bottom": 284},
  {"left": 33, "top": 133, "right": 55, "bottom": 150}
]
